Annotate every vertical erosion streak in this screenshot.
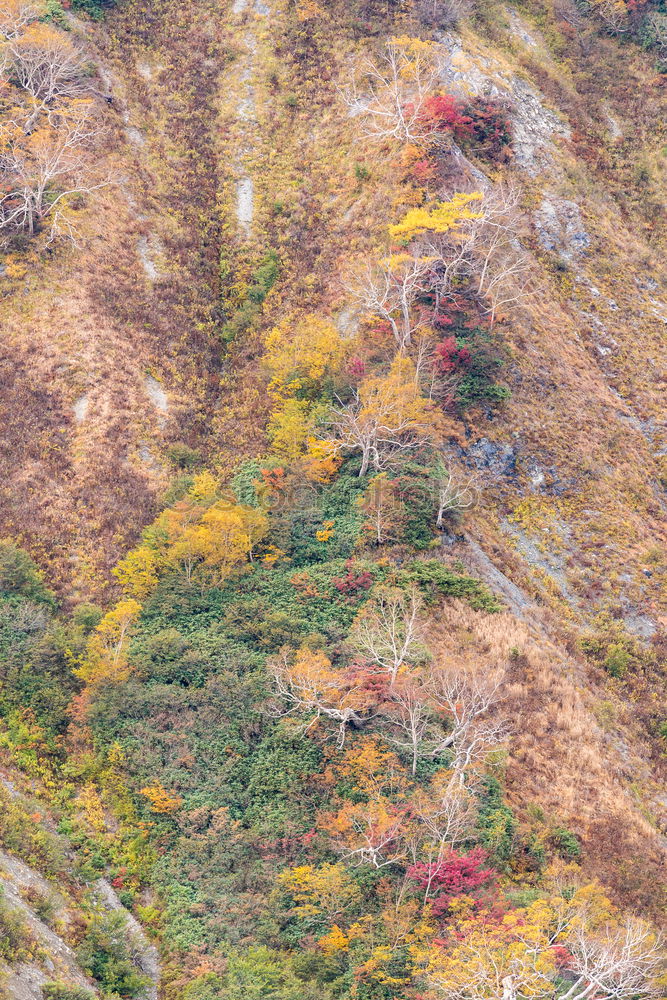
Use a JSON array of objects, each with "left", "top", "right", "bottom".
[{"left": 232, "top": 0, "right": 270, "bottom": 237}]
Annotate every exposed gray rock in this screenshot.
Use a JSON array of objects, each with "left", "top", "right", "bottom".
[
  {"left": 465, "top": 437, "right": 518, "bottom": 479},
  {"left": 437, "top": 36, "right": 570, "bottom": 174},
  {"left": 137, "top": 236, "right": 165, "bottom": 283},
  {"left": 73, "top": 394, "right": 89, "bottom": 424},
  {"left": 506, "top": 8, "right": 539, "bottom": 47},
  {"left": 534, "top": 197, "right": 591, "bottom": 259}
]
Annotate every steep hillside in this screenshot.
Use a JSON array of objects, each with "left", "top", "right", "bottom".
[{"left": 0, "top": 0, "right": 665, "bottom": 999}]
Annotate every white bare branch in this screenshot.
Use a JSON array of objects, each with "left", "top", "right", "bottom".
[
  {"left": 431, "top": 458, "right": 480, "bottom": 527},
  {"left": 560, "top": 918, "right": 665, "bottom": 1000},
  {"left": 419, "top": 184, "right": 534, "bottom": 322},
  {"left": 269, "top": 648, "right": 368, "bottom": 747},
  {"left": 0, "top": 99, "right": 107, "bottom": 239},
  {"left": 5, "top": 23, "right": 89, "bottom": 105},
  {"left": 339, "top": 37, "right": 445, "bottom": 146},
  {"left": 0, "top": 0, "right": 45, "bottom": 41},
  {"left": 426, "top": 668, "right": 508, "bottom": 781},
  {"left": 349, "top": 586, "right": 428, "bottom": 684},
  {"left": 345, "top": 253, "right": 434, "bottom": 349}
]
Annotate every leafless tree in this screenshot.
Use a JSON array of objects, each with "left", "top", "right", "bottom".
[
  {"left": 339, "top": 37, "right": 445, "bottom": 145},
  {"left": 467, "top": 185, "right": 534, "bottom": 320},
  {"left": 426, "top": 668, "right": 507, "bottom": 782},
  {"left": 384, "top": 664, "right": 504, "bottom": 779},
  {"left": 0, "top": 0, "right": 45, "bottom": 41},
  {"left": 420, "top": 184, "right": 534, "bottom": 322},
  {"left": 349, "top": 586, "right": 428, "bottom": 684},
  {"left": 407, "top": 778, "right": 479, "bottom": 889},
  {"left": 6, "top": 23, "right": 89, "bottom": 105},
  {"left": 346, "top": 253, "right": 434, "bottom": 349},
  {"left": 559, "top": 917, "right": 664, "bottom": 1000},
  {"left": 0, "top": 99, "right": 106, "bottom": 239},
  {"left": 269, "top": 648, "right": 368, "bottom": 747},
  {"left": 431, "top": 458, "right": 480, "bottom": 527},
  {"left": 384, "top": 670, "right": 433, "bottom": 775}
]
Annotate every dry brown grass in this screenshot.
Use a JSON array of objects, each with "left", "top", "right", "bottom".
[{"left": 428, "top": 601, "right": 666, "bottom": 920}]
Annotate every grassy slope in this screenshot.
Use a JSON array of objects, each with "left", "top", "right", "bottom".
[{"left": 0, "top": 0, "right": 665, "bottom": 992}]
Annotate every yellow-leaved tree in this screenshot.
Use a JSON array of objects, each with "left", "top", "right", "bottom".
[
  {"left": 76, "top": 598, "right": 143, "bottom": 686},
  {"left": 326, "top": 355, "right": 445, "bottom": 475},
  {"left": 268, "top": 398, "right": 315, "bottom": 463},
  {"left": 417, "top": 881, "right": 664, "bottom": 1000},
  {"left": 389, "top": 191, "right": 483, "bottom": 243},
  {"left": 277, "top": 863, "right": 361, "bottom": 921},
  {"left": 140, "top": 783, "right": 183, "bottom": 815},
  {"left": 114, "top": 471, "right": 268, "bottom": 594},
  {"left": 265, "top": 314, "right": 346, "bottom": 399}
]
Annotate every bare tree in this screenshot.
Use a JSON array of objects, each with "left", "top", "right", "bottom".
[
  {"left": 349, "top": 586, "right": 428, "bottom": 684},
  {"left": 7, "top": 23, "right": 89, "bottom": 105},
  {"left": 419, "top": 185, "right": 533, "bottom": 323},
  {"left": 407, "top": 777, "right": 479, "bottom": 889},
  {"left": 346, "top": 252, "right": 434, "bottom": 349},
  {"left": 384, "top": 670, "right": 433, "bottom": 775},
  {"left": 466, "top": 185, "right": 534, "bottom": 321},
  {"left": 339, "top": 37, "right": 445, "bottom": 145},
  {"left": 426, "top": 668, "right": 507, "bottom": 781},
  {"left": 559, "top": 917, "right": 664, "bottom": 1000},
  {"left": 0, "top": 99, "right": 106, "bottom": 239},
  {"left": 328, "top": 356, "right": 441, "bottom": 477},
  {"left": 269, "top": 647, "right": 370, "bottom": 746},
  {"left": 384, "top": 664, "right": 504, "bottom": 779},
  {"left": 431, "top": 458, "right": 479, "bottom": 527},
  {"left": 0, "top": 0, "right": 45, "bottom": 41}
]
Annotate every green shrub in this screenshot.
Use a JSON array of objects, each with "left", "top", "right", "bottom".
[
  {"left": 230, "top": 461, "right": 264, "bottom": 507},
  {"left": 454, "top": 328, "right": 511, "bottom": 411},
  {"left": 0, "top": 543, "right": 55, "bottom": 607},
  {"left": 0, "top": 889, "right": 34, "bottom": 961},
  {"left": 167, "top": 444, "right": 204, "bottom": 471},
  {"left": 43, "top": 984, "right": 96, "bottom": 1000},
  {"left": 398, "top": 560, "right": 500, "bottom": 612},
  {"left": 221, "top": 947, "right": 330, "bottom": 1000},
  {"left": 69, "top": 0, "right": 116, "bottom": 19},
  {"left": 549, "top": 826, "right": 581, "bottom": 858},
  {"left": 476, "top": 776, "right": 517, "bottom": 867},
  {"left": 77, "top": 911, "right": 150, "bottom": 998},
  {"left": 603, "top": 643, "right": 630, "bottom": 678}
]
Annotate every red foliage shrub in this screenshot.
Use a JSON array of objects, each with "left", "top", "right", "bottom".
[
  {"left": 411, "top": 157, "right": 440, "bottom": 183},
  {"left": 421, "top": 94, "right": 475, "bottom": 140},
  {"left": 416, "top": 93, "right": 512, "bottom": 163},
  {"left": 347, "top": 357, "right": 367, "bottom": 381},
  {"left": 408, "top": 847, "right": 496, "bottom": 916},
  {"left": 434, "top": 336, "right": 472, "bottom": 374},
  {"left": 461, "top": 98, "right": 512, "bottom": 160},
  {"left": 332, "top": 563, "right": 374, "bottom": 595}
]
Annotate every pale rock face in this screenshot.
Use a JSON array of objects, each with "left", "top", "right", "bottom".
[
  {"left": 436, "top": 35, "right": 570, "bottom": 175},
  {"left": 137, "top": 235, "right": 165, "bottom": 282},
  {"left": 534, "top": 197, "right": 591, "bottom": 259},
  {"left": 505, "top": 8, "right": 540, "bottom": 48}
]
